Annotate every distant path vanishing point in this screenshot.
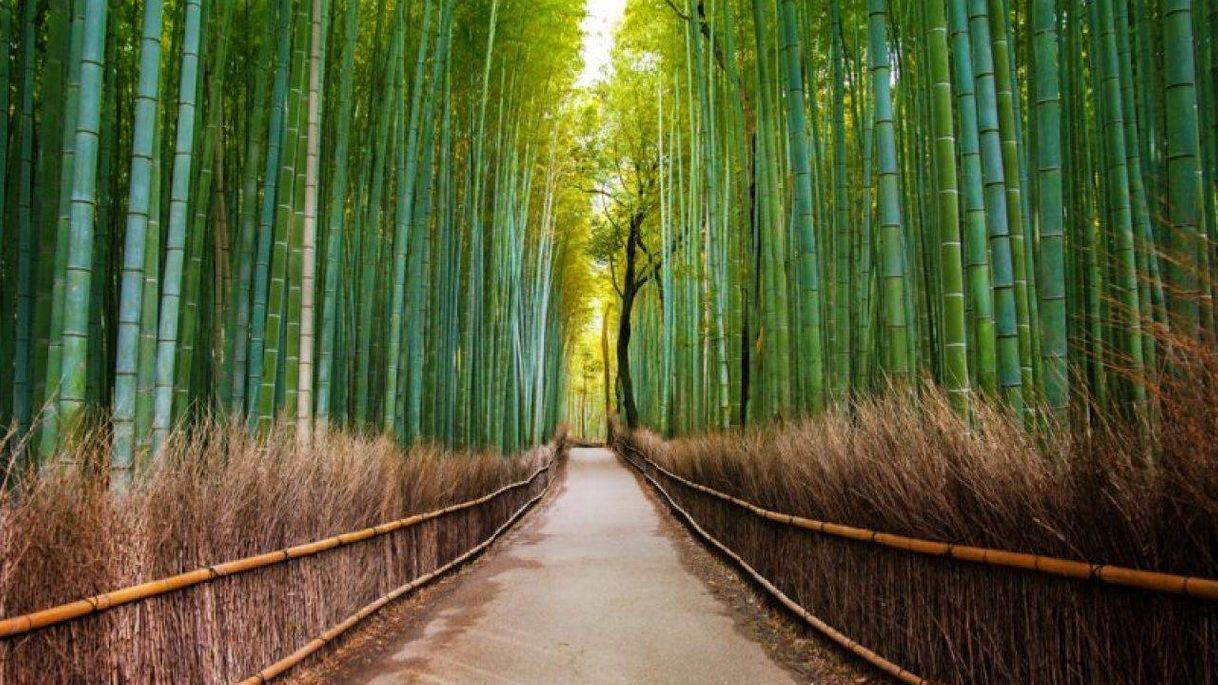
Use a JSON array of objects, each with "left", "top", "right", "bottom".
[{"left": 334, "top": 447, "right": 800, "bottom": 685}]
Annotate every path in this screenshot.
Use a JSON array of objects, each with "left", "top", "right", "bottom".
[{"left": 335, "top": 447, "right": 800, "bottom": 684}]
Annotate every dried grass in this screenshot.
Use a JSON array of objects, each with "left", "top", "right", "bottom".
[
  {"left": 0, "top": 419, "right": 562, "bottom": 683},
  {"left": 617, "top": 353, "right": 1218, "bottom": 683}
]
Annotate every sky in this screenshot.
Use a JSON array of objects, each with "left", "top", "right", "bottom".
[{"left": 577, "top": 0, "right": 628, "bottom": 87}]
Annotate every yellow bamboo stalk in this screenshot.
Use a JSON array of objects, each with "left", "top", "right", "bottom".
[
  {"left": 616, "top": 442, "right": 1218, "bottom": 602},
  {"left": 0, "top": 458, "right": 556, "bottom": 639}
]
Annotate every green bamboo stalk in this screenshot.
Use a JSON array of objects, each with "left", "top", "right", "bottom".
[
  {"left": 58, "top": 0, "right": 110, "bottom": 447},
  {"left": 983, "top": 0, "right": 1035, "bottom": 407},
  {"left": 870, "top": 0, "right": 912, "bottom": 382},
  {"left": 0, "top": 6, "right": 11, "bottom": 372},
  {"left": 30, "top": 0, "right": 69, "bottom": 437},
  {"left": 385, "top": 0, "right": 433, "bottom": 435},
  {"left": 969, "top": 0, "right": 1024, "bottom": 412},
  {"left": 947, "top": 0, "right": 997, "bottom": 395},
  {"left": 247, "top": 0, "right": 295, "bottom": 423},
  {"left": 1164, "top": 0, "right": 1206, "bottom": 335},
  {"left": 1095, "top": 0, "right": 1147, "bottom": 405},
  {"left": 928, "top": 0, "right": 971, "bottom": 414},
  {"left": 112, "top": 0, "right": 166, "bottom": 481},
  {"left": 257, "top": 0, "right": 311, "bottom": 433},
  {"left": 1033, "top": 0, "right": 1068, "bottom": 416},
  {"left": 38, "top": 0, "right": 86, "bottom": 460},
  {"left": 175, "top": 0, "right": 232, "bottom": 422},
  {"left": 11, "top": 0, "right": 39, "bottom": 454},
  {"left": 780, "top": 0, "right": 825, "bottom": 413},
  {"left": 229, "top": 0, "right": 274, "bottom": 416},
  {"left": 152, "top": 0, "right": 205, "bottom": 458},
  {"left": 317, "top": 0, "right": 361, "bottom": 431},
  {"left": 406, "top": 0, "right": 454, "bottom": 441}
]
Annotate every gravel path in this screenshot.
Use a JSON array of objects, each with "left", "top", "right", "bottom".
[{"left": 328, "top": 447, "right": 804, "bottom": 684}]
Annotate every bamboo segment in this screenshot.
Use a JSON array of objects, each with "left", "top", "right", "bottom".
[{"left": 617, "top": 441, "right": 1218, "bottom": 602}]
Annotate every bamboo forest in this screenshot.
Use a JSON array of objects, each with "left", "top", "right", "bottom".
[{"left": 1, "top": 0, "right": 1217, "bottom": 682}]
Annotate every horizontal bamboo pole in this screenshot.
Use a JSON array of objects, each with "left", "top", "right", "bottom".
[
  {"left": 616, "top": 442, "right": 1218, "bottom": 602},
  {"left": 239, "top": 468, "right": 555, "bottom": 683},
  {"left": 0, "top": 457, "right": 556, "bottom": 639},
  {"left": 618, "top": 446, "right": 928, "bottom": 684}
]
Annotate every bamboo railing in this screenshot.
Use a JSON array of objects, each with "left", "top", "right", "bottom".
[
  {"left": 616, "top": 441, "right": 1218, "bottom": 601},
  {"left": 238, "top": 476, "right": 552, "bottom": 683},
  {"left": 617, "top": 441, "right": 928, "bottom": 684},
  {"left": 618, "top": 437, "right": 1218, "bottom": 683},
  {"left": 0, "top": 456, "right": 558, "bottom": 641}
]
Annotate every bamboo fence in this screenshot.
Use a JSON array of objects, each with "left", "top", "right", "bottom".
[
  {"left": 617, "top": 438, "right": 1218, "bottom": 683},
  {"left": 0, "top": 449, "right": 562, "bottom": 683}
]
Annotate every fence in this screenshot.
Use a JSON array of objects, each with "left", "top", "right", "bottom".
[
  {"left": 617, "top": 437, "right": 1217, "bottom": 684},
  {"left": 0, "top": 445, "right": 563, "bottom": 683}
]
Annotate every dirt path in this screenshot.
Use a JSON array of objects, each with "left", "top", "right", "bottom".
[{"left": 320, "top": 447, "right": 806, "bottom": 684}]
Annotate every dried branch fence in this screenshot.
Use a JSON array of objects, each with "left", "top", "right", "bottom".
[
  {"left": 0, "top": 446, "right": 563, "bottom": 683},
  {"left": 616, "top": 437, "right": 1218, "bottom": 684}
]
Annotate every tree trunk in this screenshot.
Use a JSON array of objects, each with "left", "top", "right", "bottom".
[{"left": 601, "top": 302, "right": 613, "bottom": 438}]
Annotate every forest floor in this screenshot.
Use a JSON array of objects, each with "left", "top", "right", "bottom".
[{"left": 290, "top": 447, "right": 869, "bottom": 684}]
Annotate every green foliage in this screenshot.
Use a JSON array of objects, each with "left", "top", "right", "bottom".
[
  {"left": 1, "top": 0, "right": 592, "bottom": 486},
  {"left": 600, "top": 0, "right": 1218, "bottom": 440},
  {"left": 2, "top": 0, "right": 1217, "bottom": 477}
]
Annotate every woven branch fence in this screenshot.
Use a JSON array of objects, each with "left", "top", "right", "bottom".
[
  {"left": 0, "top": 447, "right": 563, "bottom": 684},
  {"left": 616, "top": 437, "right": 1218, "bottom": 684}
]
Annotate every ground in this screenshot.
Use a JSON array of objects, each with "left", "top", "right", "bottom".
[{"left": 290, "top": 448, "right": 870, "bottom": 684}]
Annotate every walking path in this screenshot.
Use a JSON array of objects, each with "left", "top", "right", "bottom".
[{"left": 336, "top": 447, "right": 799, "bottom": 684}]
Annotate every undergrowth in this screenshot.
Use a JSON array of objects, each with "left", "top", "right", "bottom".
[{"left": 0, "top": 419, "right": 560, "bottom": 682}]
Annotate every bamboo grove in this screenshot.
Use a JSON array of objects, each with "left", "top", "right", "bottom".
[
  {"left": 599, "top": 0, "right": 1217, "bottom": 436},
  {"left": 0, "top": 0, "right": 592, "bottom": 486}
]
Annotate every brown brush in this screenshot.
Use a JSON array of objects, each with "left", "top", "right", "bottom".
[{"left": 0, "top": 419, "right": 565, "bottom": 683}]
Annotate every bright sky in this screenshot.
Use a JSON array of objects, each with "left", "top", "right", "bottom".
[{"left": 577, "top": 0, "right": 628, "bottom": 87}]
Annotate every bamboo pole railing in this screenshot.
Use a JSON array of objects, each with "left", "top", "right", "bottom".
[
  {"left": 617, "top": 440, "right": 1218, "bottom": 601},
  {"left": 0, "top": 454, "right": 558, "bottom": 640},
  {"left": 618, "top": 442, "right": 929, "bottom": 684},
  {"left": 239, "top": 473, "right": 554, "bottom": 683}
]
